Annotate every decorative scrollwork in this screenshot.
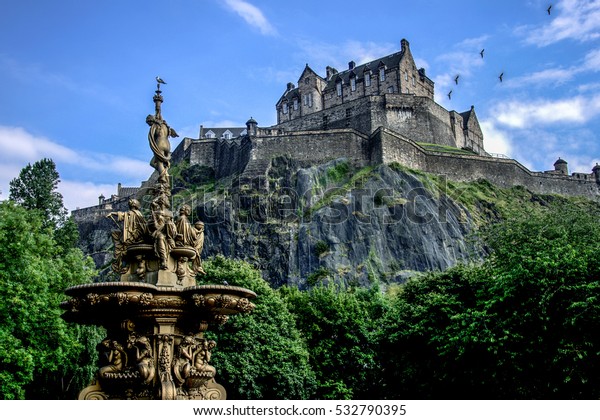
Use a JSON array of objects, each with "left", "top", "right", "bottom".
[
  {"left": 86, "top": 293, "right": 100, "bottom": 305},
  {"left": 236, "top": 298, "right": 256, "bottom": 313},
  {"left": 192, "top": 294, "right": 206, "bottom": 307}
]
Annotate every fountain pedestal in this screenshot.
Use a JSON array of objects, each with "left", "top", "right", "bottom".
[{"left": 61, "top": 282, "right": 256, "bottom": 400}]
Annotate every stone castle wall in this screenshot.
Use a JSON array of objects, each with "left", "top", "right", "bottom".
[
  {"left": 176, "top": 125, "right": 599, "bottom": 201},
  {"left": 373, "top": 128, "right": 600, "bottom": 199}
]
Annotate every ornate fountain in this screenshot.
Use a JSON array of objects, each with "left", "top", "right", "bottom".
[{"left": 61, "top": 79, "right": 256, "bottom": 400}]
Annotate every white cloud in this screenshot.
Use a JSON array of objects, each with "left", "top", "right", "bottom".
[
  {"left": 60, "top": 180, "right": 120, "bottom": 212},
  {"left": 493, "top": 94, "right": 600, "bottom": 128},
  {"left": 0, "top": 125, "right": 150, "bottom": 210},
  {"left": 433, "top": 36, "right": 488, "bottom": 100},
  {"left": 222, "top": 0, "right": 277, "bottom": 36},
  {"left": 295, "top": 39, "right": 396, "bottom": 73},
  {"left": 520, "top": 0, "right": 600, "bottom": 46},
  {"left": 480, "top": 120, "right": 513, "bottom": 157},
  {"left": 503, "top": 47, "right": 600, "bottom": 88}
]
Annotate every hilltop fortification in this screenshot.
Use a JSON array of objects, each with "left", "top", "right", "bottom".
[{"left": 73, "top": 37, "right": 600, "bottom": 224}]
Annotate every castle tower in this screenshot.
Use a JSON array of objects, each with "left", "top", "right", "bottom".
[
  {"left": 593, "top": 163, "right": 600, "bottom": 183},
  {"left": 554, "top": 158, "right": 568, "bottom": 175},
  {"left": 246, "top": 117, "right": 258, "bottom": 136}
]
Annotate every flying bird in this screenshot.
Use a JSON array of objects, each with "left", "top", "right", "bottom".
[
  {"left": 547, "top": 5, "right": 552, "bottom": 15},
  {"left": 454, "top": 74, "right": 460, "bottom": 85},
  {"left": 480, "top": 49, "right": 485, "bottom": 58},
  {"left": 498, "top": 72, "right": 504, "bottom": 82},
  {"left": 156, "top": 76, "right": 167, "bottom": 84},
  {"left": 447, "top": 90, "right": 452, "bottom": 100}
]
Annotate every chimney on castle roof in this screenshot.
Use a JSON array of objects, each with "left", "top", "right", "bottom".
[
  {"left": 326, "top": 66, "right": 338, "bottom": 81},
  {"left": 401, "top": 39, "right": 410, "bottom": 53},
  {"left": 349, "top": 61, "right": 356, "bottom": 70}
]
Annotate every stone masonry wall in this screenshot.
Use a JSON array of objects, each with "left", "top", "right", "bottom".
[
  {"left": 373, "top": 128, "right": 600, "bottom": 200},
  {"left": 249, "top": 129, "right": 370, "bottom": 169}
]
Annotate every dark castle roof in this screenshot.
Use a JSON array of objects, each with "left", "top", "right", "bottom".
[
  {"left": 323, "top": 50, "right": 412, "bottom": 91},
  {"left": 277, "top": 40, "right": 434, "bottom": 104},
  {"left": 200, "top": 127, "right": 247, "bottom": 139}
]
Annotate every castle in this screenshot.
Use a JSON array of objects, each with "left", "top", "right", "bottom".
[{"left": 73, "top": 38, "right": 600, "bottom": 221}]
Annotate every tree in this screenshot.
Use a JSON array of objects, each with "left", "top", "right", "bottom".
[
  {"left": 280, "top": 284, "right": 391, "bottom": 399},
  {"left": 379, "top": 201, "right": 600, "bottom": 399},
  {"left": 9, "top": 158, "right": 67, "bottom": 230},
  {"left": 0, "top": 201, "right": 100, "bottom": 399},
  {"left": 199, "top": 255, "right": 317, "bottom": 399}
]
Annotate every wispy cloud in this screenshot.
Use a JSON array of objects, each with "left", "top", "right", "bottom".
[
  {"left": 0, "top": 125, "right": 150, "bottom": 210},
  {"left": 294, "top": 39, "right": 397, "bottom": 73},
  {"left": 433, "top": 36, "right": 489, "bottom": 102},
  {"left": 222, "top": 0, "right": 277, "bottom": 36},
  {"left": 493, "top": 94, "right": 600, "bottom": 128},
  {"left": 518, "top": 0, "right": 600, "bottom": 46},
  {"left": 480, "top": 120, "right": 513, "bottom": 157},
  {"left": 503, "top": 46, "right": 600, "bottom": 88}
]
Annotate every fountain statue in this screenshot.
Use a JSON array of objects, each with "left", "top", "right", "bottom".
[{"left": 61, "top": 79, "right": 256, "bottom": 400}]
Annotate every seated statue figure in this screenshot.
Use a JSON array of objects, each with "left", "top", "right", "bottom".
[{"left": 107, "top": 199, "right": 148, "bottom": 274}]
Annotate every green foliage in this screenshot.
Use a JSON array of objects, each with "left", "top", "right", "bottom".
[
  {"left": 198, "top": 255, "right": 317, "bottom": 399},
  {"left": 8, "top": 158, "right": 67, "bottom": 230},
  {"left": 314, "top": 240, "right": 330, "bottom": 256},
  {"left": 306, "top": 267, "right": 331, "bottom": 286},
  {"left": 380, "top": 202, "right": 600, "bottom": 399},
  {"left": 0, "top": 202, "right": 100, "bottom": 399},
  {"left": 280, "top": 284, "right": 391, "bottom": 399},
  {"left": 326, "top": 160, "right": 351, "bottom": 183}
]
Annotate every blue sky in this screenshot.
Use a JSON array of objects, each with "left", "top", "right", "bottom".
[{"left": 1, "top": 0, "right": 599, "bottom": 211}]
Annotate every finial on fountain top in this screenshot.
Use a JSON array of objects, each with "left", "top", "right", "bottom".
[{"left": 147, "top": 77, "right": 178, "bottom": 186}]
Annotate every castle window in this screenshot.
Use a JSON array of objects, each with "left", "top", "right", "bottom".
[
  {"left": 308, "top": 93, "right": 313, "bottom": 107},
  {"left": 351, "top": 77, "right": 356, "bottom": 91},
  {"left": 305, "top": 77, "right": 310, "bottom": 85},
  {"left": 293, "top": 98, "right": 298, "bottom": 110},
  {"left": 365, "top": 72, "right": 371, "bottom": 87},
  {"left": 205, "top": 130, "right": 215, "bottom": 139},
  {"left": 223, "top": 129, "right": 233, "bottom": 140},
  {"left": 379, "top": 67, "right": 386, "bottom": 81},
  {"left": 405, "top": 71, "right": 408, "bottom": 81},
  {"left": 283, "top": 102, "right": 289, "bottom": 114},
  {"left": 336, "top": 82, "right": 342, "bottom": 96},
  {"left": 412, "top": 75, "right": 416, "bottom": 86}
]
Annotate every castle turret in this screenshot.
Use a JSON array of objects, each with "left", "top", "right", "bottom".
[
  {"left": 98, "top": 194, "right": 105, "bottom": 205},
  {"left": 593, "top": 163, "right": 600, "bottom": 183},
  {"left": 246, "top": 117, "right": 257, "bottom": 136},
  {"left": 554, "top": 157, "right": 568, "bottom": 175}
]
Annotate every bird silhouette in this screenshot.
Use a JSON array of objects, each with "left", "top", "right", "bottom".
[
  {"left": 498, "top": 72, "right": 504, "bottom": 82},
  {"left": 447, "top": 90, "right": 452, "bottom": 100},
  {"left": 454, "top": 74, "right": 460, "bottom": 85},
  {"left": 156, "top": 76, "right": 167, "bottom": 84},
  {"left": 480, "top": 49, "right": 485, "bottom": 58},
  {"left": 547, "top": 5, "right": 552, "bottom": 15},
  {"left": 222, "top": 280, "right": 229, "bottom": 286}
]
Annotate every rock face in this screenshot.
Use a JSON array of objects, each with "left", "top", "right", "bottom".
[{"left": 77, "top": 160, "right": 482, "bottom": 288}]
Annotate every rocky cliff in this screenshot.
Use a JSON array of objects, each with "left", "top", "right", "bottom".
[{"left": 77, "top": 158, "right": 548, "bottom": 288}]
